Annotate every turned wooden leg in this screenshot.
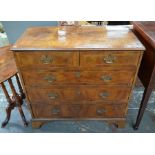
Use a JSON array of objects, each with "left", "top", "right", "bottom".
[
  {"left": 15, "top": 73, "right": 25, "bottom": 99},
  {"left": 8, "top": 78, "right": 28, "bottom": 127},
  {"left": 18, "top": 105, "right": 28, "bottom": 127},
  {"left": 133, "top": 85, "right": 153, "bottom": 130},
  {"left": 1, "top": 82, "right": 15, "bottom": 128},
  {"left": 31, "top": 121, "right": 44, "bottom": 128}
]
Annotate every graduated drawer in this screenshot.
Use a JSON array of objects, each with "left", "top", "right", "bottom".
[
  {"left": 22, "top": 70, "right": 135, "bottom": 86},
  {"left": 27, "top": 85, "right": 130, "bottom": 103},
  {"left": 80, "top": 51, "right": 141, "bottom": 67},
  {"left": 31, "top": 103, "right": 126, "bottom": 118},
  {"left": 14, "top": 51, "right": 79, "bottom": 68}
]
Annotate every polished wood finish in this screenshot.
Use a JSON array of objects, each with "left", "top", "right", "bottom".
[
  {"left": 0, "top": 45, "right": 28, "bottom": 127},
  {"left": 27, "top": 86, "right": 130, "bottom": 103},
  {"left": 132, "top": 21, "right": 155, "bottom": 129},
  {"left": 12, "top": 26, "right": 144, "bottom": 51},
  {"left": 31, "top": 103, "right": 126, "bottom": 118},
  {"left": 80, "top": 51, "right": 141, "bottom": 67},
  {"left": 15, "top": 52, "right": 79, "bottom": 68},
  {"left": 21, "top": 70, "right": 135, "bottom": 86},
  {"left": 12, "top": 26, "right": 144, "bottom": 128},
  {"left": 0, "top": 45, "right": 17, "bottom": 83}
]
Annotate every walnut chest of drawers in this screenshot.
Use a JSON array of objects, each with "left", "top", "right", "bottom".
[{"left": 12, "top": 26, "right": 145, "bottom": 128}]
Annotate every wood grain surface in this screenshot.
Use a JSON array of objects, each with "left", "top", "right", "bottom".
[{"left": 12, "top": 26, "right": 145, "bottom": 51}]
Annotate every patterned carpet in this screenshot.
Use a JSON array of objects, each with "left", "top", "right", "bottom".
[{"left": 0, "top": 77, "right": 155, "bottom": 132}]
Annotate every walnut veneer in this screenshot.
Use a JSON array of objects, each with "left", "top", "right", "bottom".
[{"left": 11, "top": 26, "right": 145, "bottom": 128}]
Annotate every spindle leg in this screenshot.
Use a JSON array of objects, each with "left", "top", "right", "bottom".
[
  {"left": 1, "top": 82, "right": 15, "bottom": 127},
  {"left": 8, "top": 78, "right": 28, "bottom": 127},
  {"left": 15, "top": 73, "right": 25, "bottom": 99}
]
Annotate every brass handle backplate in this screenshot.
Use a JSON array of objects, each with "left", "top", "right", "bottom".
[
  {"left": 48, "top": 92, "right": 58, "bottom": 99},
  {"left": 101, "top": 75, "right": 112, "bottom": 82},
  {"left": 96, "top": 108, "right": 107, "bottom": 115},
  {"left": 44, "top": 76, "right": 56, "bottom": 83},
  {"left": 103, "top": 55, "right": 116, "bottom": 64},
  {"left": 99, "top": 92, "right": 109, "bottom": 99},
  {"left": 52, "top": 107, "right": 60, "bottom": 115},
  {"left": 40, "top": 55, "right": 53, "bottom": 64}
]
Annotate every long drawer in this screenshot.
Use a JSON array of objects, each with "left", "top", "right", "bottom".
[
  {"left": 27, "top": 85, "right": 130, "bottom": 103},
  {"left": 22, "top": 70, "right": 135, "bottom": 86},
  {"left": 31, "top": 103, "right": 126, "bottom": 118}
]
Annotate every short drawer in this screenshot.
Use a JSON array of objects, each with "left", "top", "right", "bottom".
[
  {"left": 15, "top": 51, "right": 79, "bottom": 68},
  {"left": 22, "top": 70, "right": 135, "bottom": 86},
  {"left": 31, "top": 103, "right": 126, "bottom": 118},
  {"left": 80, "top": 51, "right": 141, "bottom": 67},
  {"left": 27, "top": 85, "right": 130, "bottom": 103}
]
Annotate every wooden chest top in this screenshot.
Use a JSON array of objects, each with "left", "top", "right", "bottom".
[{"left": 12, "top": 26, "right": 145, "bottom": 51}]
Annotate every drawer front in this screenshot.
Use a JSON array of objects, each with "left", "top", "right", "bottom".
[
  {"left": 22, "top": 70, "right": 135, "bottom": 86},
  {"left": 27, "top": 86, "right": 130, "bottom": 103},
  {"left": 31, "top": 103, "right": 126, "bottom": 118},
  {"left": 80, "top": 51, "right": 140, "bottom": 67},
  {"left": 15, "top": 51, "right": 79, "bottom": 68}
]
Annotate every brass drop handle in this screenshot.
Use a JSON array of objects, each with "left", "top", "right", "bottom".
[
  {"left": 44, "top": 76, "right": 56, "bottom": 83},
  {"left": 48, "top": 92, "right": 58, "bottom": 99},
  {"left": 52, "top": 107, "right": 60, "bottom": 115},
  {"left": 40, "top": 55, "right": 53, "bottom": 64},
  {"left": 103, "top": 55, "right": 116, "bottom": 64},
  {"left": 101, "top": 75, "right": 112, "bottom": 82},
  {"left": 99, "top": 92, "right": 109, "bottom": 99},
  {"left": 96, "top": 108, "right": 107, "bottom": 115}
]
